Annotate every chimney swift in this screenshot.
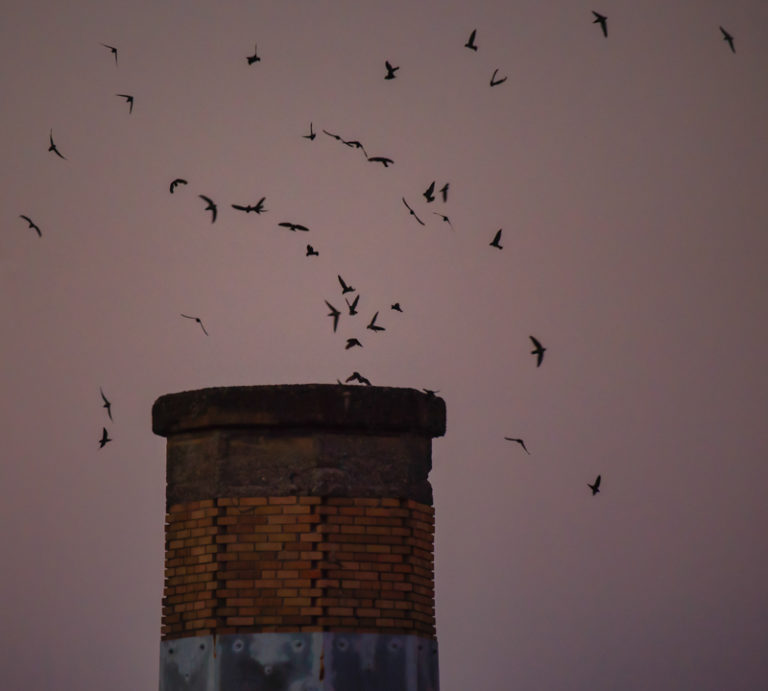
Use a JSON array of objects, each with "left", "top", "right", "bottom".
[
  {"left": 529, "top": 335, "right": 546, "bottom": 367},
  {"left": 198, "top": 195, "right": 217, "bottom": 223},
  {"left": 181, "top": 313, "right": 209, "bottom": 335},
  {"left": 345, "top": 338, "right": 362, "bottom": 349},
  {"left": 306, "top": 245, "right": 319, "bottom": 256},
  {"left": 423, "top": 389, "right": 440, "bottom": 397},
  {"left": 432, "top": 212, "right": 453, "bottom": 229},
  {"left": 232, "top": 197, "right": 267, "bottom": 213},
  {"left": 368, "top": 156, "right": 394, "bottom": 167},
  {"left": 346, "top": 371, "right": 372, "bottom": 386},
  {"left": 247, "top": 44, "right": 260, "bottom": 64},
  {"left": 423, "top": 181, "right": 436, "bottom": 203},
  {"left": 323, "top": 129, "right": 342, "bottom": 141},
  {"left": 101, "top": 43, "right": 118, "bottom": 65},
  {"left": 303, "top": 122, "right": 316, "bottom": 140},
  {"left": 346, "top": 294, "right": 360, "bottom": 315},
  {"left": 592, "top": 11, "right": 608, "bottom": 37},
  {"left": 391, "top": 303, "right": 402, "bottom": 312},
  {"left": 169, "top": 178, "right": 188, "bottom": 193},
  {"left": 341, "top": 138, "right": 368, "bottom": 157},
  {"left": 278, "top": 221, "right": 309, "bottom": 231},
  {"left": 19, "top": 215, "right": 42, "bottom": 237},
  {"left": 439, "top": 182, "right": 449, "bottom": 202},
  {"left": 367, "top": 311, "right": 385, "bottom": 332},
  {"left": 100, "top": 387, "right": 113, "bottom": 421},
  {"left": 588, "top": 475, "right": 601, "bottom": 495},
  {"left": 338, "top": 275, "right": 355, "bottom": 294},
  {"left": 48, "top": 129, "right": 66, "bottom": 159},
  {"left": 465, "top": 29, "right": 478, "bottom": 51},
  {"left": 504, "top": 437, "right": 530, "bottom": 454},
  {"left": 720, "top": 26, "right": 735, "bottom": 53},
  {"left": 489, "top": 228, "right": 503, "bottom": 249},
  {"left": 99, "top": 427, "right": 112, "bottom": 448},
  {"left": 325, "top": 300, "right": 341, "bottom": 332},
  {"left": 490, "top": 68, "right": 507, "bottom": 87},
  {"left": 116, "top": 93, "right": 134, "bottom": 113},
  {"left": 402, "top": 198, "right": 425, "bottom": 226},
  {"left": 384, "top": 60, "right": 399, "bottom": 80}
]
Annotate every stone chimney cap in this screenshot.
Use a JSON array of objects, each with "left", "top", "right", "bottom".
[{"left": 152, "top": 384, "right": 446, "bottom": 438}]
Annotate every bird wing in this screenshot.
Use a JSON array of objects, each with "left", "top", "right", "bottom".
[
  {"left": 338, "top": 275, "right": 349, "bottom": 291},
  {"left": 595, "top": 475, "right": 601, "bottom": 488},
  {"left": 493, "top": 229, "right": 502, "bottom": 243},
  {"left": 293, "top": 224, "right": 309, "bottom": 231},
  {"left": 467, "top": 29, "right": 476, "bottom": 45},
  {"left": 529, "top": 335, "right": 542, "bottom": 350}
]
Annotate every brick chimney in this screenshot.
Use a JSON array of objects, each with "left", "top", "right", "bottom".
[{"left": 152, "top": 384, "right": 445, "bottom": 690}]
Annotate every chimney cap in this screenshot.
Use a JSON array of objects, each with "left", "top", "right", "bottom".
[{"left": 152, "top": 384, "right": 446, "bottom": 438}]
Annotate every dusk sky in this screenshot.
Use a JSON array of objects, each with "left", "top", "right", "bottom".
[{"left": 2, "top": 1, "right": 767, "bottom": 689}]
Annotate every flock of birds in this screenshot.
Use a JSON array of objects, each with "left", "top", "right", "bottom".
[{"left": 21, "top": 13, "right": 739, "bottom": 500}]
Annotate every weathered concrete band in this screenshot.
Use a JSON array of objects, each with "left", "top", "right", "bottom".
[
  {"left": 153, "top": 385, "right": 446, "bottom": 507},
  {"left": 160, "top": 632, "right": 439, "bottom": 691}
]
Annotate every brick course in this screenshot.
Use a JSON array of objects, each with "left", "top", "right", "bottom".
[{"left": 162, "top": 496, "right": 435, "bottom": 639}]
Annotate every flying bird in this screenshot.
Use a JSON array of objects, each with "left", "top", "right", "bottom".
[
  {"left": 246, "top": 44, "right": 260, "bottom": 64},
  {"left": 325, "top": 300, "right": 341, "bottom": 332},
  {"left": 322, "top": 129, "right": 342, "bottom": 141},
  {"left": 720, "top": 26, "right": 735, "bottom": 53},
  {"left": 490, "top": 68, "right": 507, "bottom": 87},
  {"left": 341, "top": 138, "right": 368, "bottom": 157},
  {"left": 432, "top": 212, "right": 453, "bottom": 229},
  {"left": 368, "top": 156, "right": 394, "bottom": 167},
  {"left": 588, "top": 475, "right": 601, "bottom": 495},
  {"left": 116, "top": 93, "right": 134, "bottom": 113},
  {"left": 48, "top": 129, "right": 66, "bottom": 159},
  {"left": 100, "top": 387, "right": 113, "bottom": 421},
  {"left": 169, "top": 178, "right": 188, "bottom": 193},
  {"left": 101, "top": 43, "right": 118, "bottom": 65},
  {"left": 180, "top": 313, "right": 208, "bottom": 335},
  {"left": 592, "top": 11, "right": 608, "bottom": 37},
  {"left": 504, "top": 437, "right": 530, "bottom": 454},
  {"left": 402, "top": 198, "right": 425, "bottom": 226},
  {"left": 423, "top": 181, "right": 436, "bottom": 203},
  {"left": 345, "top": 294, "right": 360, "bottom": 315},
  {"left": 346, "top": 371, "right": 372, "bottom": 386},
  {"left": 391, "top": 303, "right": 402, "bottom": 312},
  {"left": 423, "top": 389, "right": 440, "bottom": 397},
  {"left": 465, "top": 29, "right": 478, "bottom": 51},
  {"left": 232, "top": 197, "right": 267, "bottom": 214},
  {"left": 338, "top": 275, "right": 355, "bottom": 294},
  {"left": 367, "top": 311, "right": 385, "bottom": 332},
  {"left": 278, "top": 221, "right": 309, "bottom": 231},
  {"left": 99, "top": 427, "right": 112, "bottom": 448},
  {"left": 303, "top": 122, "right": 316, "bottom": 140},
  {"left": 529, "top": 335, "right": 546, "bottom": 367},
  {"left": 489, "top": 228, "right": 503, "bottom": 249},
  {"left": 19, "top": 215, "right": 41, "bottom": 237},
  {"left": 345, "top": 338, "right": 362, "bottom": 349},
  {"left": 306, "top": 245, "right": 319, "bottom": 256},
  {"left": 198, "top": 195, "right": 217, "bottom": 223},
  {"left": 384, "top": 60, "right": 399, "bottom": 80},
  {"left": 439, "top": 182, "right": 449, "bottom": 202}
]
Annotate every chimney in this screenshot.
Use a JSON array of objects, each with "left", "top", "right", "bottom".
[{"left": 153, "top": 384, "right": 445, "bottom": 690}]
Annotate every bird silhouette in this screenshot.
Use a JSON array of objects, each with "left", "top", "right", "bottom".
[
  {"left": 198, "top": 195, "right": 217, "bottom": 223},
  {"left": 278, "top": 221, "right": 309, "bottom": 231},
  {"left": 489, "top": 228, "right": 503, "bottom": 249},
  {"left": 423, "top": 389, "right": 440, "bottom": 397},
  {"left": 504, "top": 437, "right": 530, "bottom": 454},
  {"left": 325, "top": 300, "right": 341, "bottom": 332},
  {"left": 19, "top": 215, "right": 42, "bottom": 237},
  {"left": 48, "top": 129, "right": 66, "bottom": 159},
  {"left": 432, "top": 212, "right": 453, "bottom": 229},
  {"left": 367, "top": 311, "right": 385, "bottom": 332},
  {"left": 368, "top": 156, "right": 394, "bottom": 167},
  {"left": 423, "top": 181, "right": 436, "bottom": 203},
  {"left": 306, "top": 245, "right": 319, "bottom": 256},
  {"left": 341, "top": 138, "right": 368, "bottom": 157},
  {"left": 391, "top": 303, "right": 402, "bottom": 312},
  {"left": 720, "top": 26, "right": 735, "bottom": 53},
  {"left": 592, "top": 11, "right": 608, "bottom": 37},
  {"left": 384, "top": 60, "right": 399, "bottom": 79},
  {"left": 439, "top": 182, "right": 449, "bottom": 202},
  {"left": 303, "top": 122, "right": 316, "bottom": 140},
  {"left": 181, "top": 313, "right": 208, "bottom": 335},
  {"left": 346, "top": 371, "right": 372, "bottom": 386},
  {"left": 232, "top": 197, "right": 267, "bottom": 214},
  {"left": 99, "top": 427, "right": 112, "bottom": 448},
  {"left": 345, "top": 338, "right": 363, "bottom": 349},
  {"left": 101, "top": 43, "right": 118, "bottom": 65},
  {"left": 346, "top": 294, "right": 360, "bottom": 315},
  {"left": 588, "top": 475, "right": 601, "bottom": 495},
  {"left": 116, "top": 93, "right": 134, "bottom": 113},
  {"left": 169, "top": 178, "right": 188, "bottom": 193},
  {"left": 100, "top": 387, "right": 113, "bottom": 421},
  {"left": 338, "top": 275, "right": 355, "bottom": 294},
  {"left": 529, "top": 335, "right": 546, "bottom": 367},
  {"left": 322, "top": 129, "right": 343, "bottom": 142},
  {"left": 490, "top": 68, "right": 507, "bottom": 87},
  {"left": 402, "top": 198, "right": 425, "bottom": 226},
  {"left": 246, "top": 44, "right": 260, "bottom": 64},
  {"left": 465, "top": 29, "right": 478, "bottom": 51}
]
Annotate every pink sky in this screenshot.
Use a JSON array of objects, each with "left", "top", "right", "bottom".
[{"left": 2, "top": 1, "right": 767, "bottom": 689}]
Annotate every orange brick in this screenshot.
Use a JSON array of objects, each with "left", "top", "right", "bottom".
[{"left": 268, "top": 496, "right": 298, "bottom": 505}]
